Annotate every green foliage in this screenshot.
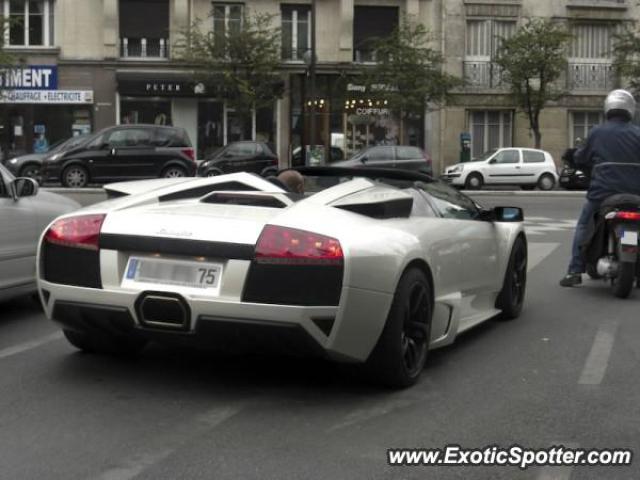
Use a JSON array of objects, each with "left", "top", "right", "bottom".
[
  {"left": 175, "top": 10, "right": 283, "bottom": 116},
  {"left": 613, "top": 26, "right": 640, "bottom": 95},
  {"left": 361, "top": 17, "right": 461, "bottom": 115},
  {"left": 495, "top": 18, "right": 571, "bottom": 148}
]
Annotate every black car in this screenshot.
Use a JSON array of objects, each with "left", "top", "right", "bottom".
[
  {"left": 4, "top": 134, "right": 92, "bottom": 183},
  {"left": 332, "top": 145, "right": 433, "bottom": 176},
  {"left": 41, "top": 125, "right": 195, "bottom": 188},
  {"left": 197, "top": 141, "right": 278, "bottom": 177}
]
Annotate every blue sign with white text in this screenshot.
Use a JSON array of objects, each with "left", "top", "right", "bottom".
[{"left": 0, "top": 65, "right": 58, "bottom": 90}]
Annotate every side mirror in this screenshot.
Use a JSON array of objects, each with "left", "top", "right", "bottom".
[
  {"left": 489, "top": 158, "right": 497, "bottom": 164},
  {"left": 493, "top": 206, "right": 524, "bottom": 222},
  {"left": 11, "top": 177, "right": 39, "bottom": 199},
  {"left": 360, "top": 155, "right": 368, "bottom": 163}
]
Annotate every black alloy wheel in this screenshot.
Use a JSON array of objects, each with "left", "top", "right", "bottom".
[
  {"left": 496, "top": 237, "right": 527, "bottom": 320},
  {"left": 62, "top": 165, "right": 89, "bottom": 188},
  {"left": 20, "top": 164, "right": 42, "bottom": 183},
  {"left": 365, "top": 268, "right": 432, "bottom": 388}
]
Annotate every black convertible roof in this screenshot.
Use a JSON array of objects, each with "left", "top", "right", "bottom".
[{"left": 291, "top": 166, "right": 434, "bottom": 183}]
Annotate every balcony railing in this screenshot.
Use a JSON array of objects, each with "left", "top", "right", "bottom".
[
  {"left": 282, "top": 45, "right": 308, "bottom": 62},
  {"left": 354, "top": 49, "right": 378, "bottom": 63},
  {"left": 567, "top": 62, "right": 615, "bottom": 91},
  {"left": 120, "top": 37, "right": 169, "bottom": 59},
  {"left": 463, "top": 61, "right": 506, "bottom": 89},
  {"left": 567, "top": 0, "right": 626, "bottom": 7}
]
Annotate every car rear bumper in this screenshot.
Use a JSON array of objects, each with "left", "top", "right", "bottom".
[{"left": 38, "top": 279, "right": 392, "bottom": 363}]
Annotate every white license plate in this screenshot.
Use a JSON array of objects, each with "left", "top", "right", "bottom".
[
  {"left": 122, "top": 257, "right": 222, "bottom": 290},
  {"left": 621, "top": 230, "right": 639, "bottom": 246}
]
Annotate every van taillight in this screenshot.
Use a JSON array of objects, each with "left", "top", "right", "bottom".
[
  {"left": 182, "top": 148, "right": 195, "bottom": 162},
  {"left": 44, "top": 214, "right": 106, "bottom": 251},
  {"left": 255, "top": 225, "right": 343, "bottom": 265}
]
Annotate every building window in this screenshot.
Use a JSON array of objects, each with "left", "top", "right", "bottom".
[
  {"left": 3, "top": 0, "right": 53, "bottom": 47},
  {"left": 353, "top": 6, "right": 398, "bottom": 63},
  {"left": 119, "top": 0, "right": 169, "bottom": 58},
  {"left": 212, "top": 3, "right": 243, "bottom": 47},
  {"left": 571, "top": 111, "right": 602, "bottom": 145},
  {"left": 469, "top": 110, "right": 513, "bottom": 157},
  {"left": 568, "top": 24, "right": 615, "bottom": 90},
  {"left": 464, "top": 20, "right": 516, "bottom": 89},
  {"left": 281, "top": 4, "right": 310, "bottom": 61}
]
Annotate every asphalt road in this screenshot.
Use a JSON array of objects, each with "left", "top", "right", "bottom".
[{"left": 1, "top": 194, "right": 639, "bottom": 480}]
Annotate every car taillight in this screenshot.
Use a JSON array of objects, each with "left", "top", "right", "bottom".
[
  {"left": 44, "top": 214, "right": 106, "bottom": 251},
  {"left": 182, "top": 148, "right": 195, "bottom": 162},
  {"left": 255, "top": 225, "right": 343, "bottom": 265},
  {"left": 615, "top": 211, "right": 640, "bottom": 221}
]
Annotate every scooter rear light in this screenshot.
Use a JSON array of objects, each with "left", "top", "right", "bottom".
[
  {"left": 255, "top": 225, "right": 343, "bottom": 265},
  {"left": 615, "top": 211, "right": 640, "bottom": 221},
  {"left": 44, "top": 214, "right": 106, "bottom": 251}
]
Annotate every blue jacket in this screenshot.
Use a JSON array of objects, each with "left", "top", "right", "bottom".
[{"left": 575, "top": 117, "right": 640, "bottom": 202}]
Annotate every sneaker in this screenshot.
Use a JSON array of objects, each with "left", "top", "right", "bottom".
[{"left": 560, "top": 273, "right": 582, "bottom": 287}]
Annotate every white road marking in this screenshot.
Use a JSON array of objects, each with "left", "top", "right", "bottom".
[
  {"left": 578, "top": 320, "right": 618, "bottom": 385},
  {"left": 536, "top": 443, "right": 579, "bottom": 480},
  {"left": 95, "top": 405, "right": 242, "bottom": 480},
  {"left": 0, "top": 331, "right": 63, "bottom": 360},
  {"left": 528, "top": 242, "right": 560, "bottom": 272},
  {"left": 525, "top": 218, "right": 577, "bottom": 236}
]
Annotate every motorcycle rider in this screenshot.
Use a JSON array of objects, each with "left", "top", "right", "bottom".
[{"left": 560, "top": 89, "right": 640, "bottom": 286}]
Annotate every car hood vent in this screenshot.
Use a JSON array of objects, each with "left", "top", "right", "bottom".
[
  {"left": 200, "top": 192, "right": 289, "bottom": 208},
  {"left": 159, "top": 181, "right": 258, "bottom": 202}
]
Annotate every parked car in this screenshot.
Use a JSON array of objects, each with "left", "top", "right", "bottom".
[
  {"left": 441, "top": 148, "right": 558, "bottom": 190},
  {"left": 41, "top": 125, "right": 196, "bottom": 188},
  {"left": 0, "top": 163, "right": 79, "bottom": 302},
  {"left": 332, "top": 145, "right": 433, "bottom": 176},
  {"left": 4, "top": 134, "right": 93, "bottom": 183},
  {"left": 197, "top": 141, "right": 278, "bottom": 177},
  {"left": 291, "top": 145, "right": 345, "bottom": 164}
]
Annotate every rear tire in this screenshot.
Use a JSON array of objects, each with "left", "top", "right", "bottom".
[
  {"left": 161, "top": 165, "right": 187, "bottom": 178},
  {"left": 62, "top": 165, "right": 89, "bottom": 188},
  {"left": 364, "top": 268, "right": 432, "bottom": 389},
  {"left": 537, "top": 174, "right": 556, "bottom": 191},
  {"left": 465, "top": 173, "right": 483, "bottom": 190},
  {"left": 205, "top": 168, "right": 223, "bottom": 177},
  {"left": 63, "top": 329, "right": 147, "bottom": 357},
  {"left": 612, "top": 262, "right": 635, "bottom": 299},
  {"left": 496, "top": 237, "right": 527, "bottom": 320}
]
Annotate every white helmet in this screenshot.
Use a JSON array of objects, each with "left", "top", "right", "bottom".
[{"left": 604, "top": 89, "right": 636, "bottom": 120}]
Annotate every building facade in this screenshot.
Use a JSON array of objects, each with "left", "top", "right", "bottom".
[
  {"left": 437, "top": 0, "right": 634, "bottom": 172},
  {"left": 0, "top": 0, "right": 635, "bottom": 170}
]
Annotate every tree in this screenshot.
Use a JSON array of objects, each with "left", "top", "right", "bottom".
[
  {"left": 175, "top": 10, "right": 283, "bottom": 122},
  {"left": 361, "top": 17, "right": 460, "bottom": 119},
  {"left": 612, "top": 26, "right": 640, "bottom": 96},
  {"left": 494, "top": 19, "right": 572, "bottom": 148}
]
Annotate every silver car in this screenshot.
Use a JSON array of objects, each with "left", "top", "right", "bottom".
[
  {"left": 37, "top": 168, "right": 527, "bottom": 388},
  {"left": 0, "top": 164, "right": 79, "bottom": 302}
]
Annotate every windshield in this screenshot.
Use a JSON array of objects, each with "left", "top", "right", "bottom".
[{"left": 471, "top": 149, "right": 498, "bottom": 162}]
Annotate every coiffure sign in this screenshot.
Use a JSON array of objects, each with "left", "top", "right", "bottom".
[{"left": 0, "top": 65, "right": 58, "bottom": 90}]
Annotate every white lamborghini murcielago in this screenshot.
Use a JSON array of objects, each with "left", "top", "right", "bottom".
[{"left": 37, "top": 167, "right": 527, "bottom": 387}]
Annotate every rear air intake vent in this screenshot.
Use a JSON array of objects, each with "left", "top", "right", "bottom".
[
  {"left": 159, "top": 182, "right": 257, "bottom": 202},
  {"left": 201, "top": 192, "right": 286, "bottom": 208}
]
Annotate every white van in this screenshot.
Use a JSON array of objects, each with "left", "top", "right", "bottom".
[{"left": 442, "top": 148, "right": 559, "bottom": 190}]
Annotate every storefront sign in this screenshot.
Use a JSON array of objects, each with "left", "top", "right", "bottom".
[
  {"left": 356, "top": 107, "right": 390, "bottom": 116},
  {"left": 0, "top": 65, "right": 58, "bottom": 90},
  {"left": 118, "top": 77, "right": 209, "bottom": 97},
  {"left": 0, "top": 90, "right": 94, "bottom": 104},
  {"left": 347, "top": 83, "right": 397, "bottom": 93}
]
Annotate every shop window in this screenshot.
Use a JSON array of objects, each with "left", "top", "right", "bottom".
[
  {"left": 281, "top": 4, "right": 310, "bottom": 61},
  {"left": 353, "top": 6, "right": 398, "bottom": 63},
  {"left": 120, "top": 99, "right": 172, "bottom": 125},
  {"left": 212, "top": 3, "right": 243, "bottom": 48},
  {"left": 3, "top": 0, "right": 54, "bottom": 47},
  {"left": 198, "top": 101, "right": 224, "bottom": 158},
  {"left": 571, "top": 111, "right": 602, "bottom": 146},
  {"left": 470, "top": 110, "right": 512, "bottom": 157},
  {"left": 119, "top": 0, "right": 169, "bottom": 58}
]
